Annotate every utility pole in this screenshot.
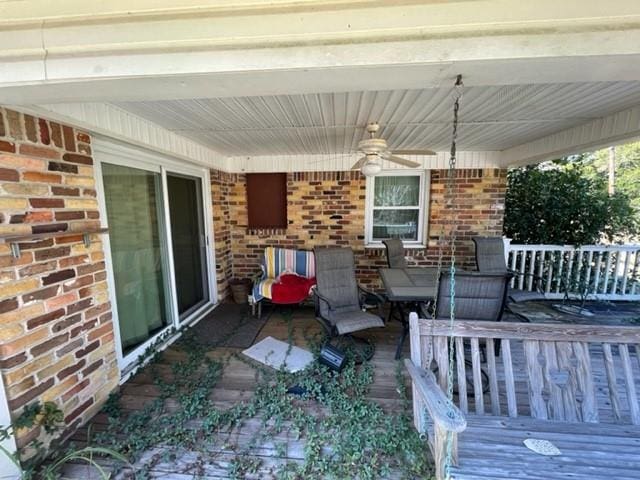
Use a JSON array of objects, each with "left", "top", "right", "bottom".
[{"left": 608, "top": 146, "right": 615, "bottom": 196}]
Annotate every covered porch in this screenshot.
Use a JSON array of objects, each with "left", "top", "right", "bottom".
[{"left": 1, "top": 1, "right": 640, "bottom": 479}]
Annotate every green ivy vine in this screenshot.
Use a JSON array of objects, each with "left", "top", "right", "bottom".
[{"left": 90, "top": 310, "right": 433, "bottom": 479}]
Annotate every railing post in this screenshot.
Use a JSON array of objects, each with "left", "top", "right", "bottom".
[
  {"left": 409, "top": 312, "right": 425, "bottom": 433},
  {"left": 502, "top": 237, "right": 511, "bottom": 265}
]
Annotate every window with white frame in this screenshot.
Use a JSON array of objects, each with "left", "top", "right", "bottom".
[{"left": 365, "top": 170, "right": 428, "bottom": 246}]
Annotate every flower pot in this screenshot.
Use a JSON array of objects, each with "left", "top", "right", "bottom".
[{"left": 229, "top": 278, "right": 251, "bottom": 304}]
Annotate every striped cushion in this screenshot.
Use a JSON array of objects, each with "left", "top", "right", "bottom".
[
  {"left": 252, "top": 247, "right": 315, "bottom": 302},
  {"left": 254, "top": 278, "right": 277, "bottom": 301},
  {"left": 264, "top": 247, "right": 315, "bottom": 279}
]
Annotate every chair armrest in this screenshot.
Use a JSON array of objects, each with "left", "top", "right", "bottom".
[
  {"left": 358, "top": 286, "right": 386, "bottom": 320},
  {"left": 250, "top": 270, "right": 265, "bottom": 285},
  {"left": 358, "top": 286, "right": 385, "bottom": 305},
  {"left": 312, "top": 287, "right": 334, "bottom": 319},
  {"left": 404, "top": 359, "right": 467, "bottom": 433},
  {"left": 312, "top": 287, "right": 333, "bottom": 306},
  {"left": 418, "top": 302, "right": 431, "bottom": 318}
]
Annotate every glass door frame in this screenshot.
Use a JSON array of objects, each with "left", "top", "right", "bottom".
[
  {"left": 165, "top": 171, "right": 210, "bottom": 321},
  {"left": 94, "top": 138, "right": 217, "bottom": 375}
]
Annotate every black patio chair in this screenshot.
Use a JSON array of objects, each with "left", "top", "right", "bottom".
[
  {"left": 422, "top": 270, "right": 510, "bottom": 354},
  {"left": 425, "top": 270, "right": 510, "bottom": 394},
  {"left": 313, "top": 247, "right": 385, "bottom": 361},
  {"left": 383, "top": 238, "right": 407, "bottom": 268},
  {"left": 434, "top": 270, "right": 510, "bottom": 323}
]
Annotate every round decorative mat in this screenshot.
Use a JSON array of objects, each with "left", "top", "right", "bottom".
[{"left": 523, "top": 438, "right": 562, "bottom": 456}]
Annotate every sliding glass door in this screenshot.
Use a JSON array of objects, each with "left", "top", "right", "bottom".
[
  {"left": 102, "top": 163, "right": 172, "bottom": 355},
  {"left": 167, "top": 173, "right": 209, "bottom": 319},
  {"left": 96, "top": 140, "right": 215, "bottom": 371}
]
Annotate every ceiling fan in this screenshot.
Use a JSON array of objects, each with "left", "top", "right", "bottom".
[{"left": 351, "top": 123, "right": 436, "bottom": 176}]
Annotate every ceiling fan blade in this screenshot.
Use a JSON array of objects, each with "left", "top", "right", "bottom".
[
  {"left": 351, "top": 156, "right": 368, "bottom": 170},
  {"left": 393, "top": 149, "right": 437, "bottom": 156},
  {"left": 383, "top": 154, "right": 422, "bottom": 168}
]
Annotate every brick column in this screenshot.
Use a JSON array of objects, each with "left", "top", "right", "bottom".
[
  {"left": 0, "top": 108, "right": 119, "bottom": 458},
  {"left": 210, "top": 170, "right": 235, "bottom": 300}
]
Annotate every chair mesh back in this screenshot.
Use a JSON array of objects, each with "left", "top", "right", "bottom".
[
  {"left": 383, "top": 238, "right": 407, "bottom": 268},
  {"left": 314, "top": 247, "right": 361, "bottom": 319},
  {"left": 473, "top": 237, "right": 508, "bottom": 273},
  {"left": 435, "top": 272, "right": 508, "bottom": 321}
]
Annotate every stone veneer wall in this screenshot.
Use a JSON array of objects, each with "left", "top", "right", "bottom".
[
  {"left": 211, "top": 168, "right": 507, "bottom": 292},
  {"left": 0, "top": 108, "right": 118, "bottom": 453}
]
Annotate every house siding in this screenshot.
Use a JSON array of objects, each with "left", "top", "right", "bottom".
[
  {"left": 0, "top": 108, "right": 118, "bottom": 454},
  {"left": 210, "top": 168, "right": 507, "bottom": 293}
]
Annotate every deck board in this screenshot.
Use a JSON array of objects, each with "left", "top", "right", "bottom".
[
  {"left": 64, "top": 306, "right": 413, "bottom": 479},
  {"left": 452, "top": 415, "right": 640, "bottom": 480},
  {"left": 62, "top": 303, "right": 640, "bottom": 479}
]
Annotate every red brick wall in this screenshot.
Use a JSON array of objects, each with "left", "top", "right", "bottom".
[
  {"left": 425, "top": 168, "right": 507, "bottom": 269},
  {"left": 210, "top": 170, "right": 234, "bottom": 299},
  {"left": 211, "top": 168, "right": 507, "bottom": 291},
  {"left": 0, "top": 108, "right": 118, "bottom": 453}
]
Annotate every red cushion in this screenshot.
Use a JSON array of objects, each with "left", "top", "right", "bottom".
[{"left": 271, "top": 274, "right": 316, "bottom": 304}]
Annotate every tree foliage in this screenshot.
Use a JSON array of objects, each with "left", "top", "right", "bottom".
[
  {"left": 503, "top": 163, "right": 638, "bottom": 245},
  {"left": 581, "top": 142, "right": 640, "bottom": 214}
]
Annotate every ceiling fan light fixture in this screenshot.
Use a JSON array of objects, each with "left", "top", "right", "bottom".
[{"left": 361, "top": 160, "right": 382, "bottom": 177}]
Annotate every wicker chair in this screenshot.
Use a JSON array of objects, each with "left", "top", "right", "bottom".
[
  {"left": 473, "top": 236, "right": 546, "bottom": 303},
  {"left": 313, "top": 247, "right": 385, "bottom": 360},
  {"left": 383, "top": 238, "right": 407, "bottom": 268}
]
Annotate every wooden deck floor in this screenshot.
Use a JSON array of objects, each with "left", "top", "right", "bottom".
[
  {"left": 453, "top": 415, "right": 640, "bottom": 480},
  {"left": 126, "top": 306, "right": 410, "bottom": 412},
  {"left": 61, "top": 302, "right": 640, "bottom": 479},
  {"left": 64, "top": 305, "right": 416, "bottom": 479}
]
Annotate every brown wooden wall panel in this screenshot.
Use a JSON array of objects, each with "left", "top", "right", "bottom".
[{"left": 246, "top": 173, "right": 287, "bottom": 228}]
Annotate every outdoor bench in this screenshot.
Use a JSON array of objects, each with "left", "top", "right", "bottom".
[{"left": 405, "top": 313, "right": 640, "bottom": 480}]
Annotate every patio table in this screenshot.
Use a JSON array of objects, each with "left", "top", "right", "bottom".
[{"left": 379, "top": 267, "right": 439, "bottom": 359}]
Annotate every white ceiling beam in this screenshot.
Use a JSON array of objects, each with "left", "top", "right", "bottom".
[
  {"left": 2, "top": 0, "right": 632, "bottom": 25},
  {"left": 1, "top": 1, "right": 640, "bottom": 103},
  {"left": 17, "top": 103, "right": 228, "bottom": 170},
  {"left": 500, "top": 105, "right": 640, "bottom": 167}
]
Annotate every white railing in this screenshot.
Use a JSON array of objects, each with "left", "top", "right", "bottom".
[{"left": 505, "top": 241, "right": 640, "bottom": 301}]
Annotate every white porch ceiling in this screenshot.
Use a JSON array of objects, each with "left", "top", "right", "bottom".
[{"left": 114, "top": 81, "right": 640, "bottom": 156}]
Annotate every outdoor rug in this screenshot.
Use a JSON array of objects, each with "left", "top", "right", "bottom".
[{"left": 190, "top": 303, "right": 270, "bottom": 349}]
